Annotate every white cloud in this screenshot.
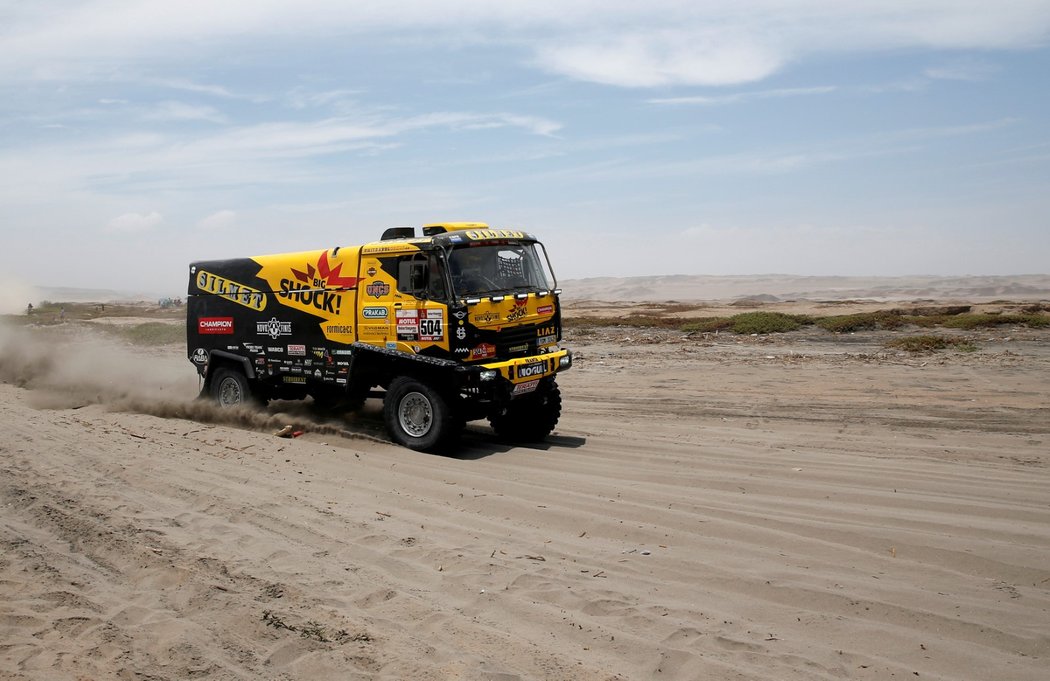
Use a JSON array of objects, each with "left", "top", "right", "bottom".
[
  {"left": 924, "top": 58, "right": 998, "bottom": 81},
  {"left": 142, "top": 100, "right": 227, "bottom": 123},
  {"left": 105, "top": 211, "right": 162, "bottom": 233},
  {"left": 649, "top": 86, "right": 837, "bottom": 106},
  {"left": 197, "top": 210, "right": 237, "bottom": 230},
  {"left": 2, "top": 2, "right": 1049, "bottom": 88}
]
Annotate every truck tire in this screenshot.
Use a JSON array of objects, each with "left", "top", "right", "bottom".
[
  {"left": 384, "top": 377, "right": 458, "bottom": 451},
  {"left": 209, "top": 367, "right": 253, "bottom": 408},
  {"left": 489, "top": 379, "right": 561, "bottom": 442}
]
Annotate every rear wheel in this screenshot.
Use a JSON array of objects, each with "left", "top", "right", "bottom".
[
  {"left": 489, "top": 379, "right": 561, "bottom": 442},
  {"left": 384, "top": 377, "right": 459, "bottom": 451},
  {"left": 209, "top": 367, "right": 253, "bottom": 408}
]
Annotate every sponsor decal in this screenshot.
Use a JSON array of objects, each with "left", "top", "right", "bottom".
[
  {"left": 287, "top": 344, "right": 306, "bottom": 356},
  {"left": 473, "top": 311, "right": 500, "bottom": 324},
  {"left": 537, "top": 334, "right": 558, "bottom": 347},
  {"left": 419, "top": 309, "right": 443, "bottom": 341},
  {"left": 332, "top": 349, "right": 353, "bottom": 356},
  {"left": 506, "top": 299, "right": 528, "bottom": 322},
  {"left": 455, "top": 347, "right": 469, "bottom": 355},
  {"left": 242, "top": 343, "right": 263, "bottom": 353},
  {"left": 279, "top": 281, "right": 344, "bottom": 314},
  {"left": 367, "top": 266, "right": 377, "bottom": 277},
  {"left": 303, "top": 359, "right": 312, "bottom": 367},
  {"left": 290, "top": 250, "right": 360, "bottom": 291},
  {"left": 198, "top": 317, "right": 234, "bottom": 334},
  {"left": 278, "top": 365, "right": 290, "bottom": 372},
  {"left": 257, "top": 317, "right": 292, "bottom": 339},
  {"left": 191, "top": 348, "right": 208, "bottom": 364},
  {"left": 290, "top": 366, "right": 303, "bottom": 374},
  {"left": 517, "top": 361, "right": 546, "bottom": 379},
  {"left": 335, "top": 361, "right": 350, "bottom": 367},
  {"left": 512, "top": 379, "right": 540, "bottom": 395},
  {"left": 536, "top": 305, "right": 554, "bottom": 315},
  {"left": 336, "top": 377, "right": 348, "bottom": 384},
  {"left": 362, "top": 306, "right": 388, "bottom": 318},
  {"left": 366, "top": 281, "right": 391, "bottom": 298},
  {"left": 456, "top": 327, "right": 467, "bottom": 340},
  {"left": 314, "top": 369, "right": 322, "bottom": 378},
  {"left": 267, "top": 346, "right": 283, "bottom": 353},
  {"left": 385, "top": 341, "right": 397, "bottom": 349},
  {"left": 508, "top": 343, "right": 528, "bottom": 354},
  {"left": 195, "top": 271, "right": 267, "bottom": 311},
  {"left": 396, "top": 309, "right": 418, "bottom": 336},
  {"left": 326, "top": 324, "right": 353, "bottom": 335},
  {"left": 470, "top": 343, "right": 496, "bottom": 360},
  {"left": 226, "top": 345, "right": 240, "bottom": 351},
  {"left": 283, "top": 376, "right": 307, "bottom": 384},
  {"left": 465, "top": 228, "right": 525, "bottom": 240},
  {"left": 452, "top": 309, "right": 467, "bottom": 320}
]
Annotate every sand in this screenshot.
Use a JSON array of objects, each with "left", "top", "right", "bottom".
[{"left": 1, "top": 291, "right": 1048, "bottom": 680}]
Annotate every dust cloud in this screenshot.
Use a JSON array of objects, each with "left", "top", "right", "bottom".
[{"left": 0, "top": 321, "right": 382, "bottom": 442}]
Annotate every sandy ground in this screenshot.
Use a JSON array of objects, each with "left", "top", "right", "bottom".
[{"left": 1, "top": 307, "right": 1049, "bottom": 680}]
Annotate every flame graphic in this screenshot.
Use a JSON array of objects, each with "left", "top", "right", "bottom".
[{"left": 290, "top": 250, "right": 360, "bottom": 290}]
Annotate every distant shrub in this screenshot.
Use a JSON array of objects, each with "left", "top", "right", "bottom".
[
  {"left": 942, "top": 313, "right": 1050, "bottom": 329},
  {"left": 730, "top": 312, "right": 805, "bottom": 335},
  {"left": 885, "top": 335, "right": 977, "bottom": 353},
  {"left": 815, "top": 311, "right": 905, "bottom": 333}
]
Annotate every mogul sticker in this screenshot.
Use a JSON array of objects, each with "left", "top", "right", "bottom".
[
  {"left": 517, "top": 361, "right": 546, "bottom": 379},
  {"left": 195, "top": 271, "right": 266, "bottom": 311},
  {"left": 198, "top": 317, "right": 234, "bottom": 334}
]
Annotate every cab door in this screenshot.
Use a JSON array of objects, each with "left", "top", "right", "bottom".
[{"left": 393, "top": 252, "right": 451, "bottom": 357}]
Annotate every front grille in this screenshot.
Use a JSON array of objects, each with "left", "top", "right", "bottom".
[{"left": 495, "top": 323, "right": 537, "bottom": 360}]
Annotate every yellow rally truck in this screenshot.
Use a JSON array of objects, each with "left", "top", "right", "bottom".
[{"left": 187, "top": 222, "right": 571, "bottom": 451}]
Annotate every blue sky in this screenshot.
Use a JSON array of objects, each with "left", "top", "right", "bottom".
[{"left": 2, "top": 1, "right": 1049, "bottom": 297}]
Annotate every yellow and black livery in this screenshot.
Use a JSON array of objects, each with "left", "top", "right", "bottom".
[{"left": 187, "top": 222, "right": 571, "bottom": 451}]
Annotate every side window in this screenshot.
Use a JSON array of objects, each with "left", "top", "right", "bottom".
[
  {"left": 397, "top": 256, "right": 427, "bottom": 295},
  {"left": 396, "top": 253, "right": 447, "bottom": 300}
]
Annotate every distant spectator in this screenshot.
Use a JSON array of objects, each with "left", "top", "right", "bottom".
[
  {"left": 27, "top": 303, "right": 33, "bottom": 315},
  {"left": 59, "top": 307, "right": 66, "bottom": 321}
]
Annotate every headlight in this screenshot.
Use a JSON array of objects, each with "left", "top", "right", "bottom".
[
  {"left": 559, "top": 354, "right": 572, "bottom": 368},
  {"left": 479, "top": 370, "right": 498, "bottom": 381}
]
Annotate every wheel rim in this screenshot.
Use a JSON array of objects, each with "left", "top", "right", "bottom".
[
  {"left": 217, "top": 376, "right": 243, "bottom": 407},
  {"left": 398, "top": 391, "right": 433, "bottom": 438}
]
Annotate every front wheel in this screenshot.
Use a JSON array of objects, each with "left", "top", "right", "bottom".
[
  {"left": 489, "top": 379, "right": 562, "bottom": 442},
  {"left": 209, "top": 367, "right": 254, "bottom": 408},
  {"left": 384, "top": 377, "right": 460, "bottom": 451}
]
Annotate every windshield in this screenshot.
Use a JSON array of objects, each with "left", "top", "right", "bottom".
[{"left": 447, "top": 242, "right": 556, "bottom": 297}]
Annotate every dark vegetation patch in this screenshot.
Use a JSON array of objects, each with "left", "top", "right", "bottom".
[
  {"left": 884, "top": 335, "right": 978, "bottom": 353},
  {"left": 565, "top": 304, "right": 1049, "bottom": 335}
]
